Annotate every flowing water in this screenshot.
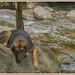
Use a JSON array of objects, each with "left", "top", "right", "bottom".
[{"left": 0, "top": 9, "right": 75, "bottom": 73}]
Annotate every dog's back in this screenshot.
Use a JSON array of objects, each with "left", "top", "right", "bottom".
[{"left": 7, "top": 29, "right": 34, "bottom": 49}]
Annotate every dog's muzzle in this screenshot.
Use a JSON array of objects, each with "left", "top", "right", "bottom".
[{"left": 17, "top": 53, "right": 25, "bottom": 62}]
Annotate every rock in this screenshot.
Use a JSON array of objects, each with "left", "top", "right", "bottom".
[
  {"left": 0, "top": 44, "right": 14, "bottom": 73},
  {"left": 33, "top": 6, "right": 53, "bottom": 20},
  {"left": 67, "top": 10, "right": 75, "bottom": 17},
  {"left": 0, "top": 44, "right": 60, "bottom": 73},
  {"left": 43, "top": 6, "right": 55, "bottom": 12}
]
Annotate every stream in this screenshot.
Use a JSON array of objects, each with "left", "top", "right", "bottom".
[{"left": 0, "top": 9, "right": 75, "bottom": 73}]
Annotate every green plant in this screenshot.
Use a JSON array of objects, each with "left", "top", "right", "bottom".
[{"left": 0, "top": 2, "right": 15, "bottom": 7}]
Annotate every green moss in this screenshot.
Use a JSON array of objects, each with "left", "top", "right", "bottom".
[{"left": 48, "top": 49, "right": 60, "bottom": 66}]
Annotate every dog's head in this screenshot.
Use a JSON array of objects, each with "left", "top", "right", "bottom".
[{"left": 11, "top": 40, "right": 30, "bottom": 62}]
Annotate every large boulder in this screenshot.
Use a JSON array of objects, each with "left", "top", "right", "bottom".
[
  {"left": 33, "top": 6, "right": 53, "bottom": 20},
  {"left": 43, "top": 6, "right": 55, "bottom": 12},
  {"left": 0, "top": 44, "right": 60, "bottom": 73},
  {"left": 67, "top": 10, "right": 75, "bottom": 17}
]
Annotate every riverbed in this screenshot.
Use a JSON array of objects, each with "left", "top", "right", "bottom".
[{"left": 0, "top": 9, "right": 75, "bottom": 73}]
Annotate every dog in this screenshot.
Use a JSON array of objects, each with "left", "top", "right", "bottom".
[{"left": 0, "top": 29, "right": 38, "bottom": 69}]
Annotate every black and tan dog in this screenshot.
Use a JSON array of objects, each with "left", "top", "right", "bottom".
[{"left": 0, "top": 29, "right": 38, "bottom": 69}]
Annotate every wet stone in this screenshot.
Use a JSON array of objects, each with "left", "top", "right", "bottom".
[{"left": 58, "top": 54, "right": 72, "bottom": 64}]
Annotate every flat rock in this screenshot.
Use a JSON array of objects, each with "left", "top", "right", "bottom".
[
  {"left": 43, "top": 6, "right": 55, "bottom": 12},
  {"left": 0, "top": 44, "right": 60, "bottom": 73}
]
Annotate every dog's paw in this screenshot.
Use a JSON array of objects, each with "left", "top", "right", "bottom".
[{"left": 34, "top": 61, "right": 39, "bottom": 70}]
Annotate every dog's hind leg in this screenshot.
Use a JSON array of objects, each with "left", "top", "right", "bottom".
[
  {"left": 0, "top": 30, "right": 11, "bottom": 46},
  {"left": 32, "top": 45, "right": 39, "bottom": 69}
]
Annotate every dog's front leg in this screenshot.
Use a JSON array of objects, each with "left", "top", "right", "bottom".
[{"left": 32, "top": 45, "right": 39, "bottom": 69}]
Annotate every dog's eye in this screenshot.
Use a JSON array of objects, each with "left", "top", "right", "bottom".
[
  {"left": 24, "top": 46, "right": 26, "bottom": 50},
  {"left": 14, "top": 50, "right": 19, "bottom": 53}
]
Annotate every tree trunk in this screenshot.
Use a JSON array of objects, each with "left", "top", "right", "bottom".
[{"left": 16, "top": 2, "right": 24, "bottom": 30}]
